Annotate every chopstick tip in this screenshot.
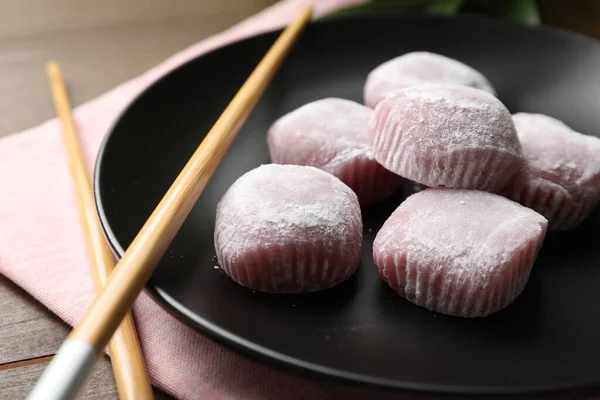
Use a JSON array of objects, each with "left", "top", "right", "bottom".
[
  {"left": 304, "top": 4, "right": 314, "bottom": 17},
  {"left": 46, "top": 60, "right": 61, "bottom": 78}
]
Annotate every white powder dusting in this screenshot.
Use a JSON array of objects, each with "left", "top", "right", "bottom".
[
  {"left": 511, "top": 112, "right": 600, "bottom": 190},
  {"left": 374, "top": 188, "right": 547, "bottom": 275},
  {"left": 364, "top": 51, "right": 495, "bottom": 108},
  {"left": 373, "top": 188, "right": 548, "bottom": 317},
  {"left": 267, "top": 98, "right": 374, "bottom": 170},
  {"left": 375, "top": 84, "right": 521, "bottom": 154},
  {"left": 267, "top": 98, "right": 402, "bottom": 205},
  {"left": 215, "top": 164, "right": 362, "bottom": 261},
  {"left": 369, "top": 84, "right": 523, "bottom": 191},
  {"left": 502, "top": 113, "right": 600, "bottom": 230}
]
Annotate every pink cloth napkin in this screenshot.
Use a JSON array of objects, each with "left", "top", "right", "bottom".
[{"left": 0, "top": 1, "right": 416, "bottom": 399}]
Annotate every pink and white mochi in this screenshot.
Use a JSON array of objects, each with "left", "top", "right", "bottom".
[
  {"left": 369, "top": 84, "right": 523, "bottom": 192},
  {"left": 364, "top": 51, "right": 495, "bottom": 108},
  {"left": 267, "top": 98, "right": 403, "bottom": 206},
  {"left": 502, "top": 113, "right": 600, "bottom": 231},
  {"left": 373, "top": 189, "right": 547, "bottom": 318},
  {"left": 215, "top": 164, "right": 362, "bottom": 293}
]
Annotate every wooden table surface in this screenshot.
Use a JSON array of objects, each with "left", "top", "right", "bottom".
[
  {"left": 1, "top": 0, "right": 600, "bottom": 398},
  {"left": 0, "top": 1, "right": 274, "bottom": 398}
]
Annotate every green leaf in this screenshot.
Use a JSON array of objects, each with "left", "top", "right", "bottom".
[
  {"left": 426, "top": 0, "right": 464, "bottom": 14},
  {"left": 498, "top": 0, "right": 541, "bottom": 25}
]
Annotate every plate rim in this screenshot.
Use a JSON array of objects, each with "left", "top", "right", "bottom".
[{"left": 94, "top": 11, "right": 600, "bottom": 397}]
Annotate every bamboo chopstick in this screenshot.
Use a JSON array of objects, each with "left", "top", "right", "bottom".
[
  {"left": 28, "top": 5, "right": 312, "bottom": 399},
  {"left": 45, "top": 61, "right": 154, "bottom": 400}
]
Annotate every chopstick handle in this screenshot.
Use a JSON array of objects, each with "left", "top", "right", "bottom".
[{"left": 29, "top": 5, "right": 312, "bottom": 399}]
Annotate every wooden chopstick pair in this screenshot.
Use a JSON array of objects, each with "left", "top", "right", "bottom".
[
  {"left": 45, "top": 62, "right": 154, "bottom": 400},
  {"left": 29, "top": 5, "right": 313, "bottom": 399}
]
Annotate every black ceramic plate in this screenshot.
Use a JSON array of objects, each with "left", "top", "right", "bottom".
[{"left": 95, "top": 13, "right": 600, "bottom": 398}]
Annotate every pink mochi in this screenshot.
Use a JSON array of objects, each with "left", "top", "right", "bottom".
[
  {"left": 502, "top": 113, "right": 600, "bottom": 231},
  {"left": 373, "top": 189, "right": 547, "bottom": 318},
  {"left": 369, "top": 84, "right": 523, "bottom": 192},
  {"left": 267, "top": 98, "right": 403, "bottom": 206},
  {"left": 214, "top": 164, "right": 363, "bottom": 293},
  {"left": 364, "top": 51, "right": 495, "bottom": 108}
]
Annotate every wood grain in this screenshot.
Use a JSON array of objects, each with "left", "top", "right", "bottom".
[
  {"left": 0, "top": 361, "right": 118, "bottom": 399},
  {"left": 0, "top": 356, "right": 54, "bottom": 372},
  {"left": 0, "top": 276, "right": 69, "bottom": 364},
  {"left": 0, "top": 360, "right": 173, "bottom": 399},
  {"left": 1, "top": 0, "right": 275, "bottom": 39},
  {"left": 0, "top": 0, "right": 274, "bottom": 137}
]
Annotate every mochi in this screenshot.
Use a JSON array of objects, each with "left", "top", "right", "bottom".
[
  {"left": 369, "top": 84, "right": 523, "bottom": 192},
  {"left": 215, "top": 164, "right": 362, "bottom": 293},
  {"left": 502, "top": 113, "right": 600, "bottom": 231},
  {"left": 373, "top": 189, "right": 547, "bottom": 317},
  {"left": 268, "top": 98, "right": 402, "bottom": 206},
  {"left": 364, "top": 51, "right": 495, "bottom": 108}
]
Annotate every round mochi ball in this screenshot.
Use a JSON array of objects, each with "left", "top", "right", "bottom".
[
  {"left": 364, "top": 51, "right": 495, "bottom": 108},
  {"left": 214, "top": 164, "right": 363, "bottom": 293},
  {"left": 373, "top": 188, "right": 548, "bottom": 318},
  {"left": 502, "top": 113, "right": 600, "bottom": 231},
  {"left": 267, "top": 98, "right": 403, "bottom": 206},
  {"left": 369, "top": 84, "right": 523, "bottom": 192}
]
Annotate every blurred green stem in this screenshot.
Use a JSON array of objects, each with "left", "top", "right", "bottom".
[{"left": 321, "top": 0, "right": 540, "bottom": 26}]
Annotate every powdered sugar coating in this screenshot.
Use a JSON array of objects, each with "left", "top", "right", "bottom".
[
  {"left": 267, "top": 98, "right": 402, "bottom": 205},
  {"left": 373, "top": 189, "right": 547, "bottom": 317},
  {"left": 369, "top": 84, "right": 523, "bottom": 191},
  {"left": 502, "top": 113, "right": 600, "bottom": 231},
  {"left": 364, "top": 52, "right": 496, "bottom": 108},
  {"left": 214, "top": 164, "right": 362, "bottom": 293}
]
